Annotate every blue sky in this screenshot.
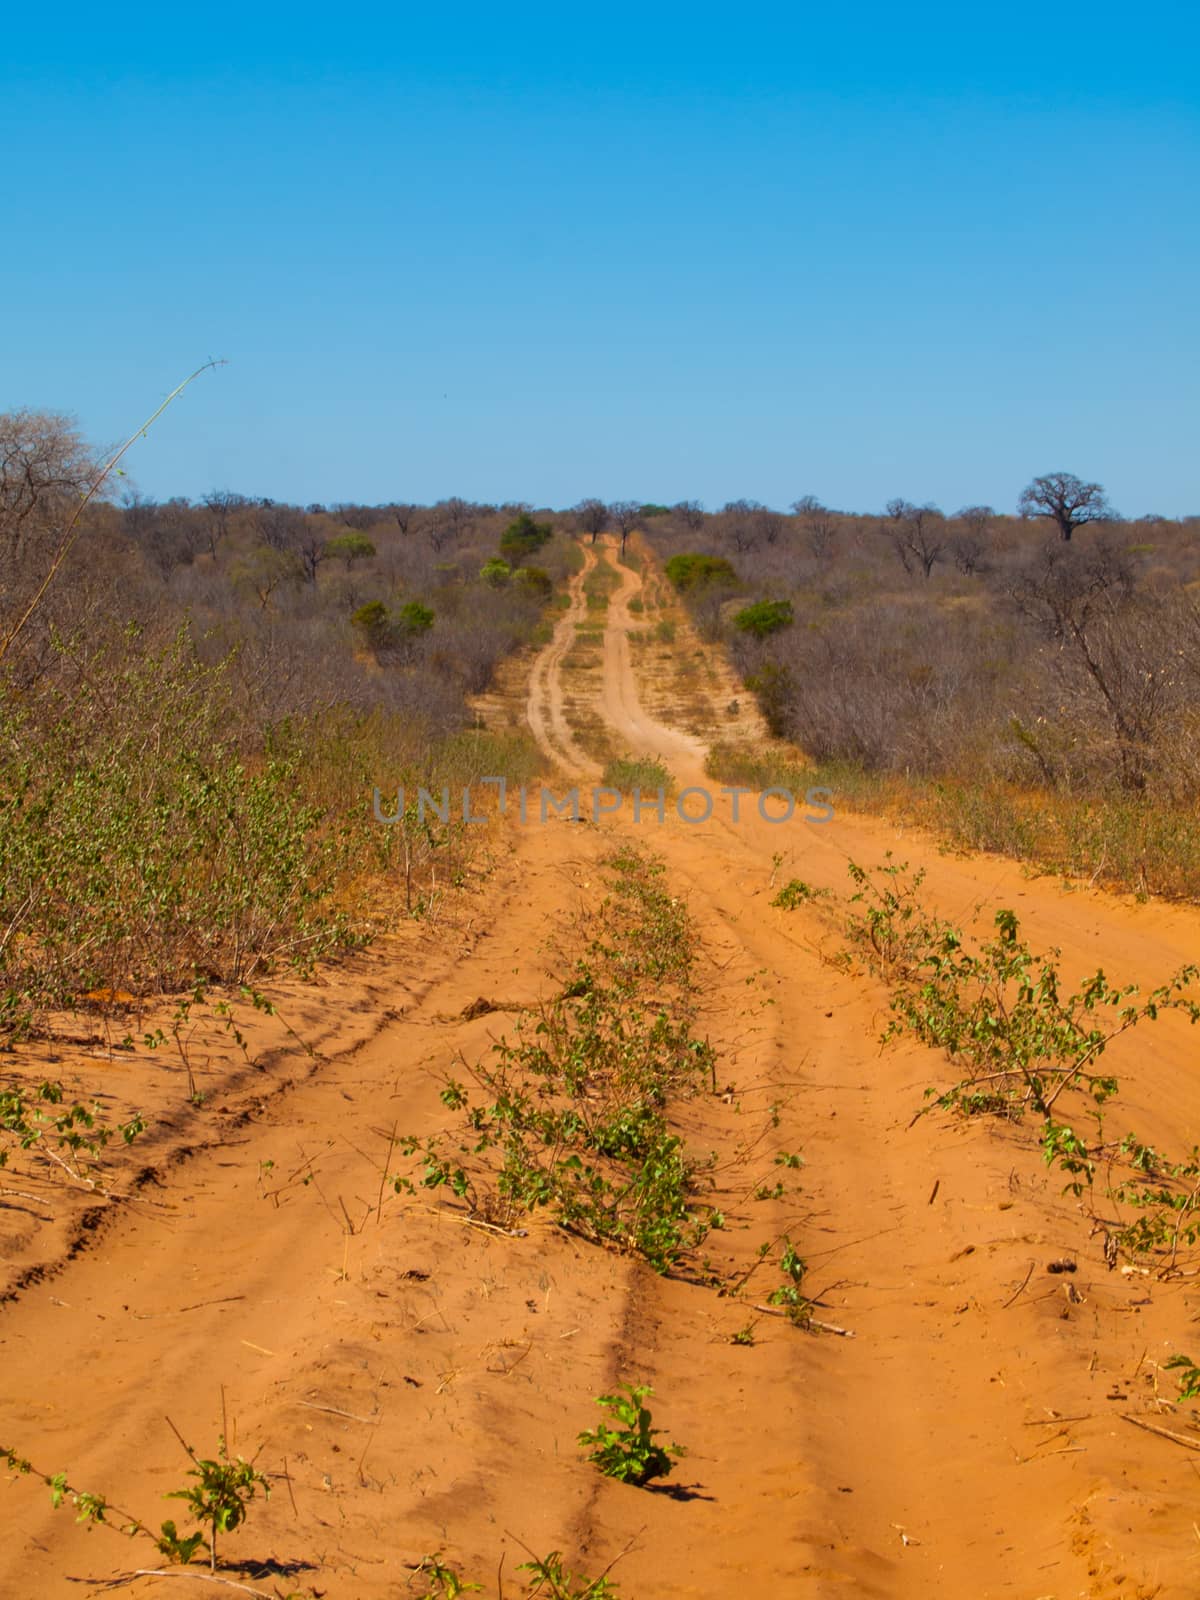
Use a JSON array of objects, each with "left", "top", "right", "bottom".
[{"left": 2, "top": 3, "right": 1197, "bottom": 514}]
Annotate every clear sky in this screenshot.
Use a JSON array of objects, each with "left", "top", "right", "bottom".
[{"left": 2, "top": 2, "right": 1197, "bottom": 515}]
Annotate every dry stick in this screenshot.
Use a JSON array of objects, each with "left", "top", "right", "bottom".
[
  {"left": 297, "top": 1400, "right": 378, "bottom": 1426},
  {"left": 0, "top": 360, "right": 225, "bottom": 665},
  {"left": 281, "top": 1455, "right": 299, "bottom": 1520},
  {"left": 753, "top": 1303, "right": 855, "bottom": 1337},
  {"left": 1121, "top": 1414, "right": 1200, "bottom": 1454},
  {"left": 123, "top": 1573, "right": 274, "bottom": 1599},
  {"left": 164, "top": 1416, "right": 199, "bottom": 1467},
  {"left": 418, "top": 1205, "right": 529, "bottom": 1238},
  {"left": 355, "top": 1423, "right": 376, "bottom": 1485},
  {"left": 375, "top": 1120, "right": 398, "bottom": 1224},
  {"left": 1002, "top": 1261, "right": 1037, "bottom": 1310}
]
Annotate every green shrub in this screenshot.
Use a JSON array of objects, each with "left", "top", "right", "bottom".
[
  {"left": 664, "top": 553, "right": 738, "bottom": 592},
  {"left": 350, "top": 599, "right": 391, "bottom": 646},
  {"left": 325, "top": 531, "right": 376, "bottom": 568},
  {"left": 734, "top": 599, "right": 794, "bottom": 637},
  {"left": 499, "top": 512, "right": 553, "bottom": 564},
  {"left": 0, "top": 630, "right": 358, "bottom": 1031},
  {"left": 479, "top": 557, "right": 511, "bottom": 586},
  {"left": 514, "top": 564, "right": 553, "bottom": 598},
  {"left": 396, "top": 600, "right": 434, "bottom": 634}
]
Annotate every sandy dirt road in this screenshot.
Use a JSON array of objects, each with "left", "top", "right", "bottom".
[{"left": 3, "top": 537, "right": 1200, "bottom": 1598}]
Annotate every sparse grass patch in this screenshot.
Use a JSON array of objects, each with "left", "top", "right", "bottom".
[
  {"left": 584, "top": 560, "right": 620, "bottom": 612},
  {"left": 601, "top": 756, "right": 673, "bottom": 795},
  {"left": 708, "top": 739, "right": 1200, "bottom": 905},
  {"left": 391, "top": 845, "right": 717, "bottom": 1273}
]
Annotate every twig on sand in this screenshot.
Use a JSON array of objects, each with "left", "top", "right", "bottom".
[
  {"left": 419, "top": 1206, "right": 528, "bottom": 1238},
  {"left": 1002, "top": 1261, "right": 1036, "bottom": 1310},
  {"left": 1121, "top": 1414, "right": 1200, "bottom": 1454},
  {"left": 297, "top": 1399, "right": 378, "bottom": 1425},
  {"left": 113, "top": 1572, "right": 275, "bottom": 1598},
  {"left": 753, "top": 1304, "right": 855, "bottom": 1336}
]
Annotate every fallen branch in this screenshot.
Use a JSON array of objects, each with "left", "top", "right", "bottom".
[
  {"left": 1120, "top": 1414, "right": 1200, "bottom": 1454},
  {"left": 296, "top": 1400, "right": 378, "bottom": 1426},
  {"left": 753, "top": 1304, "right": 855, "bottom": 1337},
  {"left": 118, "top": 1571, "right": 275, "bottom": 1598}
]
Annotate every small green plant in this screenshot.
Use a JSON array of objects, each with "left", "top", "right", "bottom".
[
  {"left": 518, "top": 1551, "right": 621, "bottom": 1598},
  {"left": 411, "top": 1549, "right": 621, "bottom": 1599},
  {"left": 165, "top": 1428, "right": 270, "bottom": 1571},
  {"left": 767, "top": 1237, "right": 810, "bottom": 1324},
  {"left": 577, "top": 1383, "right": 683, "bottom": 1486},
  {"left": 3, "top": 1423, "right": 267, "bottom": 1574},
  {"left": 411, "top": 1554, "right": 483, "bottom": 1598},
  {"left": 0, "top": 1080, "right": 145, "bottom": 1195},
  {"left": 731, "top": 1320, "right": 758, "bottom": 1346},
  {"left": 771, "top": 879, "right": 826, "bottom": 910},
  {"left": 1166, "top": 1354, "right": 1200, "bottom": 1401},
  {"left": 843, "top": 856, "right": 934, "bottom": 974}
]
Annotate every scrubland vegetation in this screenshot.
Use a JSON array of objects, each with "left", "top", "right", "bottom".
[
  {"left": 7, "top": 408, "right": 1200, "bottom": 1051},
  {"left": 0, "top": 408, "right": 570, "bottom": 1037},
  {"left": 636, "top": 488, "right": 1200, "bottom": 899}
]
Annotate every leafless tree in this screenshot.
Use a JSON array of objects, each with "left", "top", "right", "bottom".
[
  {"left": 950, "top": 503, "right": 993, "bottom": 575},
  {"left": 253, "top": 501, "right": 304, "bottom": 553},
  {"left": 792, "top": 497, "right": 839, "bottom": 560},
  {"left": 1009, "top": 541, "right": 1165, "bottom": 790},
  {"left": 672, "top": 500, "right": 705, "bottom": 530},
  {"left": 957, "top": 504, "right": 994, "bottom": 541},
  {"left": 201, "top": 490, "right": 247, "bottom": 559},
  {"left": 0, "top": 409, "right": 95, "bottom": 562},
  {"left": 130, "top": 496, "right": 202, "bottom": 583},
  {"left": 757, "top": 507, "right": 784, "bottom": 545},
  {"left": 722, "top": 499, "right": 767, "bottom": 554},
  {"left": 608, "top": 500, "right": 643, "bottom": 556},
  {"left": 884, "top": 499, "right": 946, "bottom": 579},
  {"left": 573, "top": 498, "right": 608, "bottom": 543},
  {"left": 294, "top": 525, "right": 329, "bottom": 584},
  {"left": 1018, "top": 472, "right": 1114, "bottom": 542},
  {"left": 949, "top": 533, "right": 986, "bottom": 575},
  {"left": 331, "top": 503, "right": 377, "bottom": 531},
  {"left": 426, "top": 497, "right": 475, "bottom": 553}
]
